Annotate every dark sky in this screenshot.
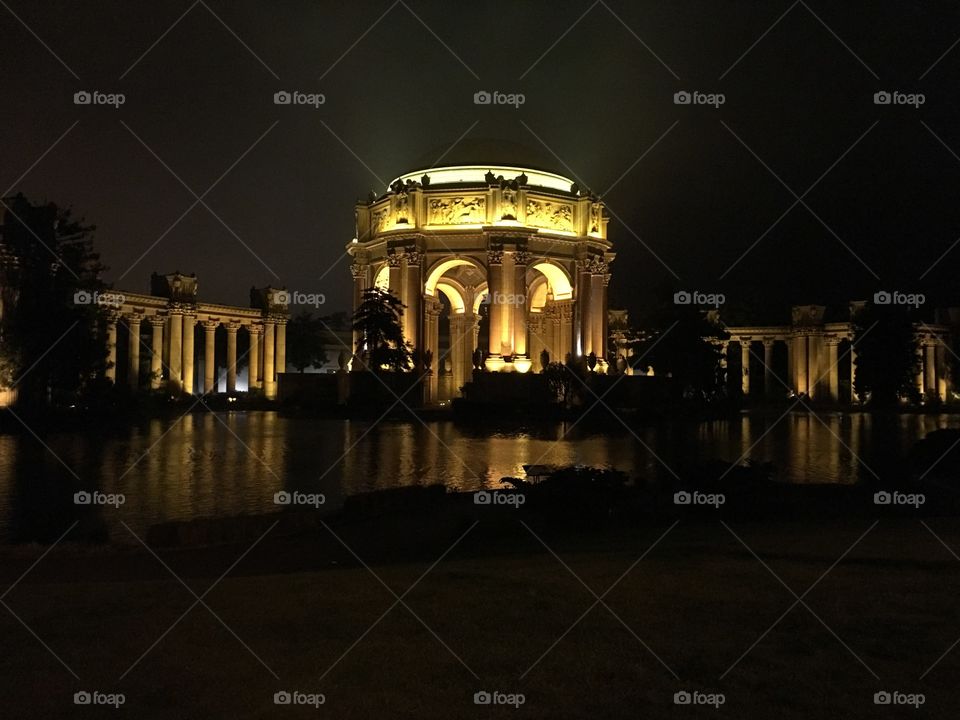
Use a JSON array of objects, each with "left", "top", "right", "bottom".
[{"left": 3, "top": 0, "right": 960, "bottom": 320}]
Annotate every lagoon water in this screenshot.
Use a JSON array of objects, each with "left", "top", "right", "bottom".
[{"left": 0, "top": 411, "right": 956, "bottom": 543}]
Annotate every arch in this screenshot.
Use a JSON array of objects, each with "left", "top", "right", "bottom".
[
  {"left": 424, "top": 256, "right": 484, "bottom": 296},
  {"left": 373, "top": 264, "right": 389, "bottom": 291},
  {"left": 528, "top": 275, "right": 549, "bottom": 312},
  {"left": 530, "top": 261, "right": 573, "bottom": 301},
  {"left": 435, "top": 280, "right": 466, "bottom": 314},
  {"left": 472, "top": 281, "right": 489, "bottom": 315}
]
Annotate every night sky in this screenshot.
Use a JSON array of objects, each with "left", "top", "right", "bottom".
[{"left": 3, "top": 0, "right": 960, "bottom": 320}]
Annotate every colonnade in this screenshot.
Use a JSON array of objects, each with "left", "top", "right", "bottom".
[{"left": 104, "top": 301, "right": 287, "bottom": 398}]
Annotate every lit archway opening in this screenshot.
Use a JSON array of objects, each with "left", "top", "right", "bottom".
[{"left": 530, "top": 262, "right": 573, "bottom": 301}]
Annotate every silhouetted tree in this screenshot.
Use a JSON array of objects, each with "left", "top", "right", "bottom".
[
  {"left": 351, "top": 287, "right": 412, "bottom": 372},
  {"left": 1, "top": 194, "right": 108, "bottom": 407},
  {"left": 286, "top": 311, "right": 328, "bottom": 372},
  {"left": 853, "top": 303, "right": 920, "bottom": 407}
]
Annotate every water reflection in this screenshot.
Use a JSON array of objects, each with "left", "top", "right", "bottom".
[{"left": 0, "top": 410, "right": 957, "bottom": 543}]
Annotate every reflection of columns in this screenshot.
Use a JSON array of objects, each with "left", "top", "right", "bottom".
[
  {"left": 181, "top": 312, "right": 195, "bottom": 395},
  {"left": 105, "top": 316, "right": 118, "bottom": 382},
  {"left": 276, "top": 320, "right": 287, "bottom": 378},
  {"left": 202, "top": 321, "right": 217, "bottom": 394},
  {"left": 763, "top": 339, "right": 774, "bottom": 397},
  {"left": 248, "top": 324, "right": 262, "bottom": 390},
  {"left": 826, "top": 338, "right": 839, "bottom": 403},
  {"left": 263, "top": 320, "right": 275, "bottom": 399},
  {"left": 740, "top": 340, "right": 751, "bottom": 395},
  {"left": 127, "top": 316, "right": 141, "bottom": 389},
  {"left": 226, "top": 322, "right": 239, "bottom": 393},
  {"left": 925, "top": 342, "right": 937, "bottom": 396},
  {"left": 402, "top": 250, "right": 421, "bottom": 354},
  {"left": 485, "top": 250, "right": 504, "bottom": 367},
  {"left": 850, "top": 341, "right": 859, "bottom": 401},
  {"left": 168, "top": 310, "right": 183, "bottom": 393},
  {"left": 149, "top": 317, "right": 165, "bottom": 390}
]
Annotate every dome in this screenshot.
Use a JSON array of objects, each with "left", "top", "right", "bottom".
[{"left": 409, "top": 138, "right": 561, "bottom": 174}]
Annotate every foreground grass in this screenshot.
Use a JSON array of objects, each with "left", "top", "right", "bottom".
[{"left": 1, "top": 518, "right": 959, "bottom": 719}]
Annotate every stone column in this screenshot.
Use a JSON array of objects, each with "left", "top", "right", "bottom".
[
  {"left": 105, "top": 315, "right": 118, "bottom": 382},
  {"left": 225, "top": 322, "right": 239, "bottom": 394},
  {"left": 558, "top": 300, "right": 574, "bottom": 361},
  {"left": 937, "top": 342, "right": 948, "bottom": 401},
  {"left": 589, "top": 260, "right": 606, "bottom": 365},
  {"left": 350, "top": 262, "right": 368, "bottom": 354},
  {"left": 149, "top": 317, "right": 164, "bottom": 390},
  {"left": 763, "top": 339, "right": 775, "bottom": 397},
  {"left": 449, "top": 314, "right": 466, "bottom": 395},
  {"left": 793, "top": 335, "right": 807, "bottom": 396},
  {"left": 202, "top": 321, "right": 218, "bottom": 394},
  {"left": 485, "top": 249, "right": 504, "bottom": 369},
  {"left": 916, "top": 344, "right": 925, "bottom": 395},
  {"left": 403, "top": 249, "right": 421, "bottom": 355},
  {"left": 127, "top": 316, "right": 141, "bottom": 389},
  {"left": 424, "top": 297, "right": 441, "bottom": 401},
  {"left": 513, "top": 250, "right": 529, "bottom": 360},
  {"left": 925, "top": 342, "right": 937, "bottom": 398},
  {"left": 577, "top": 259, "right": 591, "bottom": 356},
  {"left": 387, "top": 252, "right": 403, "bottom": 299},
  {"left": 248, "top": 324, "right": 262, "bottom": 390},
  {"left": 168, "top": 309, "right": 183, "bottom": 393},
  {"left": 263, "top": 320, "right": 275, "bottom": 399},
  {"left": 276, "top": 320, "right": 287, "bottom": 378},
  {"left": 181, "top": 312, "right": 196, "bottom": 395},
  {"left": 826, "top": 338, "right": 839, "bottom": 403},
  {"left": 808, "top": 335, "right": 822, "bottom": 401},
  {"left": 740, "top": 340, "right": 751, "bottom": 395}
]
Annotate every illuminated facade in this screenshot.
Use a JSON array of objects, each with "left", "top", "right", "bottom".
[{"left": 347, "top": 162, "right": 614, "bottom": 401}]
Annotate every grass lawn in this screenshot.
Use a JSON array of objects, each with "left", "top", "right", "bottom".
[{"left": 1, "top": 515, "right": 959, "bottom": 718}]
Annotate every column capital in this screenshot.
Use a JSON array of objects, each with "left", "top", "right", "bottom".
[
  {"left": 126, "top": 314, "right": 142, "bottom": 327},
  {"left": 349, "top": 262, "right": 368, "bottom": 278},
  {"left": 762, "top": 338, "right": 776, "bottom": 347},
  {"left": 247, "top": 322, "right": 263, "bottom": 336},
  {"left": 514, "top": 249, "right": 531, "bottom": 266},
  {"left": 147, "top": 315, "right": 165, "bottom": 327},
  {"left": 403, "top": 248, "right": 423, "bottom": 265},
  {"left": 386, "top": 252, "right": 403, "bottom": 268},
  {"left": 487, "top": 248, "right": 503, "bottom": 265},
  {"left": 224, "top": 321, "right": 241, "bottom": 333},
  {"left": 201, "top": 319, "right": 219, "bottom": 331}
]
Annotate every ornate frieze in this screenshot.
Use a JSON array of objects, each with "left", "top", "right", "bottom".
[{"left": 427, "top": 196, "right": 485, "bottom": 225}]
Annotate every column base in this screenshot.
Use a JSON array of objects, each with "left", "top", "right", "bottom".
[
  {"left": 264, "top": 381, "right": 277, "bottom": 400},
  {"left": 513, "top": 356, "right": 532, "bottom": 374},
  {"left": 484, "top": 355, "right": 506, "bottom": 372}
]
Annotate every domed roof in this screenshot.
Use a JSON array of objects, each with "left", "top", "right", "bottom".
[{"left": 409, "top": 137, "right": 562, "bottom": 175}]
